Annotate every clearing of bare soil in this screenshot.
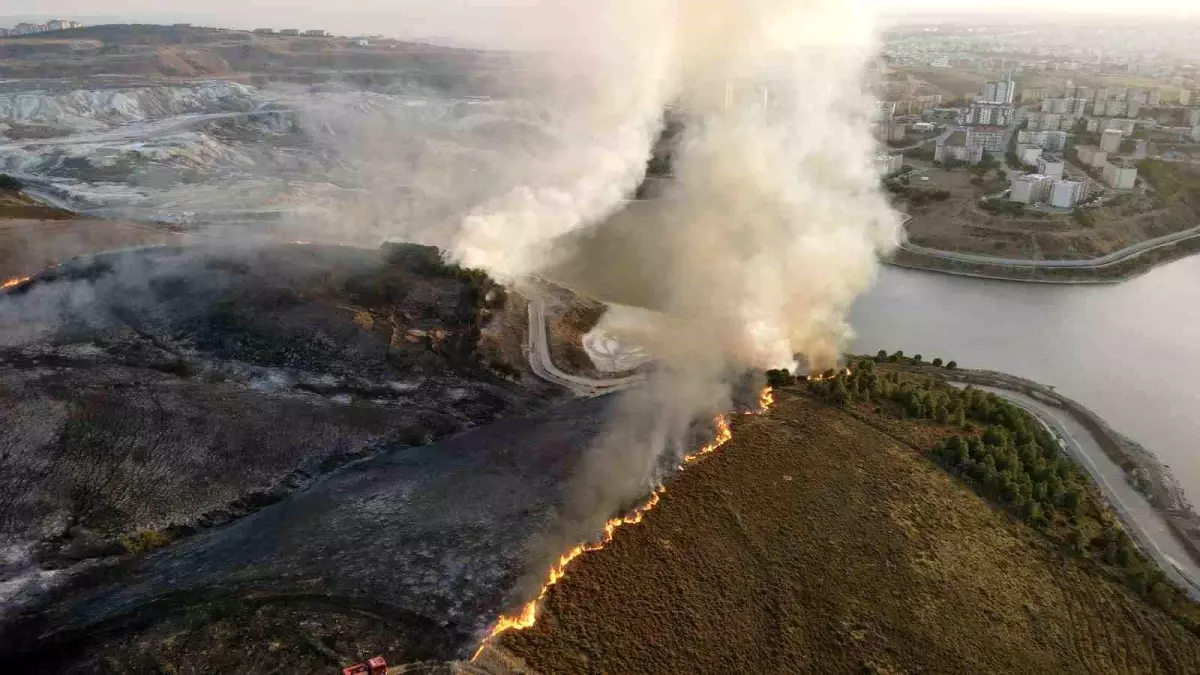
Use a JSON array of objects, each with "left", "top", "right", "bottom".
[
  {"left": 494, "top": 391, "right": 1200, "bottom": 674},
  {"left": 0, "top": 216, "right": 178, "bottom": 280},
  {"left": 0, "top": 188, "right": 181, "bottom": 282},
  {"left": 899, "top": 165, "right": 1197, "bottom": 261},
  {"left": 541, "top": 285, "right": 611, "bottom": 378}
]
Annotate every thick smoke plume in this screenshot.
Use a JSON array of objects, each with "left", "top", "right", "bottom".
[
  {"left": 441, "top": 0, "right": 902, "bottom": 592},
  {"left": 452, "top": 0, "right": 898, "bottom": 368}
]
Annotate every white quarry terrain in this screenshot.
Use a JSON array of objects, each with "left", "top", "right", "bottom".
[
  {"left": 0, "top": 79, "right": 582, "bottom": 240},
  {"left": 0, "top": 81, "right": 261, "bottom": 133}
]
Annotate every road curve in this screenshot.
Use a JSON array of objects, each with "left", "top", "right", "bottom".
[
  {"left": 899, "top": 222, "right": 1200, "bottom": 270},
  {"left": 964, "top": 384, "right": 1200, "bottom": 600},
  {"left": 520, "top": 283, "right": 645, "bottom": 397}
]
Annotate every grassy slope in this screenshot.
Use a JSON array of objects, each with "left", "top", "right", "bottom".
[
  {"left": 0, "top": 189, "right": 74, "bottom": 220},
  {"left": 497, "top": 391, "right": 1200, "bottom": 674}
]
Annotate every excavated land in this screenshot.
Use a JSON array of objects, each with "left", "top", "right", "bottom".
[{"left": 493, "top": 390, "right": 1200, "bottom": 674}]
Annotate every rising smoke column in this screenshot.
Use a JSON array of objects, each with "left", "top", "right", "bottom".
[
  {"left": 450, "top": 0, "right": 901, "bottom": 612},
  {"left": 452, "top": 0, "right": 898, "bottom": 363},
  {"left": 450, "top": 2, "right": 681, "bottom": 280}
]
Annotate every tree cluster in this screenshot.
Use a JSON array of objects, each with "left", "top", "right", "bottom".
[
  {"left": 933, "top": 421, "right": 1081, "bottom": 530},
  {"left": 0, "top": 173, "right": 23, "bottom": 191},
  {"left": 873, "top": 349, "right": 955, "bottom": 370},
  {"left": 981, "top": 198, "right": 1026, "bottom": 216},
  {"left": 798, "top": 359, "right": 1195, "bottom": 629},
  {"left": 885, "top": 183, "right": 951, "bottom": 206},
  {"left": 1138, "top": 159, "right": 1200, "bottom": 213}
]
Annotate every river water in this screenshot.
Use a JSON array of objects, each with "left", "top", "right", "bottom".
[{"left": 850, "top": 257, "right": 1200, "bottom": 506}]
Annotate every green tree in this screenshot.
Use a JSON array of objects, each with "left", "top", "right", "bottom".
[
  {"left": 1149, "top": 582, "right": 1174, "bottom": 610},
  {"left": 1126, "top": 568, "right": 1149, "bottom": 595},
  {"left": 1023, "top": 501, "right": 1047, "bottom": 528},
  {"left": 934, "top": 403, "right": 950, "bottom": 424},
  {"left": 1062, "top": 487, "right": 1082, "bottom": 515},
  {"left": 831, "top": 378, "right": 852, "bottom": 407},
  {"left": 946, "top": 360, "right": 957, "bottom": 370},
  {"left": 875, "top": 349, "right": 887, "bottom": 362},
  {"left": 912, "top": 354, "right": 923, "bottom": 363},
  {"left": 931, "top": 357, "right": 943, "bottom": 367},
  {"left": 765, "top": 369, "right": 795, "bottom": 387},
  {"left": 0, "top": 174, "right": 22, "bottom": 191},
  {"left": 1067, "top": 526, "right": 1087, "bottom": 555}
]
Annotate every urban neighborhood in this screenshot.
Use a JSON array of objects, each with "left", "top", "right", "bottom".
[{"left": 871, "top": 17, "right": 1200, "bottom": 265}]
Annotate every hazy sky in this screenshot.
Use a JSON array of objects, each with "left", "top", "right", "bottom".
[{"left": 2, "top": 0, "right": 1197, "bottom": 44}]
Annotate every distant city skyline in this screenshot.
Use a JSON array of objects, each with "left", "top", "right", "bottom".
[{"left": 2, "top": 1, "right": 1198, "bottom": 47}]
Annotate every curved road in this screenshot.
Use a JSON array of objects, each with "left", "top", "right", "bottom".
[
  {"left": 967, "top": 384, "right": 1200, "bottom": 600},
  {"left": 899, "top": 223, "right": 1200, "bottom": 270},
  {"left": 519, "top": 283, "right": 645, "bottom": 397},
  {"left": 519, "top": 283, "right": 1200, "bottom": 601}
]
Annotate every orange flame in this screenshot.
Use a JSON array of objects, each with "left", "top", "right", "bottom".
[
  {"left": 1, "top": 276, "right": 30, "bottom": 291},
  {"left": 680, "top": 415, "right": 733, "bottom": 465},
  {"left": 805, "top": 367, "right": 853, "bottom": 383},
  {"left": 758, "top": 386, "right": 775, "bottom": 412},
  {"left": 472, "top": 387, "right": 775, "bottom": 660}
]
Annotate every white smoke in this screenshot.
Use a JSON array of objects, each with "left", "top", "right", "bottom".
[
  {"left": 451, "top": 0, "right": 899, "bottom": 369},
  {"left": 450, "top": 2, "right": 680, "bottom": 280},
  {"left": 447, "top": 0, "right": 902, "bottom": 589}
]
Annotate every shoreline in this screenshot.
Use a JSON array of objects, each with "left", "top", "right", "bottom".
[
  {"left": 886, "top": 233, "right": 1200, "bottom": 284},
  {"left": 914, "top": 365, "right": 1200, "bottom": 594}
]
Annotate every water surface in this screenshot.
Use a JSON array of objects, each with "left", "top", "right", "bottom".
[{"left": 851, "top": 258, "right": 1200, "bottom": 505}]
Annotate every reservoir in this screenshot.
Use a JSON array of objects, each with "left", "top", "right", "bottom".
[{"left": 850, "top": 257, "right": 1200, "bottom": 506}]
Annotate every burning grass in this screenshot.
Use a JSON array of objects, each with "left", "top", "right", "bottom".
[
  {"left": 1, "top": 276, "right": 29, "bottom": 291},
  {"left": 491, "top": 389, "right": 1200, "bottom": 674},
  {"left": 472, "top": 389, "right": 772, "bottom": 660}
]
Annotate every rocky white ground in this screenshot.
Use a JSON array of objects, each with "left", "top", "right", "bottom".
[{"left": 0, "top": 79, "right": 574, "bottom": 243}]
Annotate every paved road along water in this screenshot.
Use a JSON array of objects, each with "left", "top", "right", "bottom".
[{"left": 850, "top": 256, "right": 1200, "bottom": 507}]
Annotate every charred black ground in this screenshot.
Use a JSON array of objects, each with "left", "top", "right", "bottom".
[{"left": 0, "top": 242, "right": 554, "bottom": 639}]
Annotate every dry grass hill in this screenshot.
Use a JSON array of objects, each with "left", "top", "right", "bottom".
[{"left": 487, "top": 385, "right": 1200, "bottom": 674}]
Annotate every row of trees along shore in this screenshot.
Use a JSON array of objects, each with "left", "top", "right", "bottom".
[{"left": 765, "top": 355, "right": 1200, "bottom": 634}]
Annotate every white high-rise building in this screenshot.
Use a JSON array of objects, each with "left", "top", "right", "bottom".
[
  {"left": 1020, "top": 147, "right": 1043, "bottom": 165},
  {"left": 979, "top": 75, "right": 1016, "bottom": 104},
  {"left": 981, "top": 82, "right": 999, "bottom": 104},
  {"left": 1103, "top": 163, "right": 1138, "bottom": 189},
  {"left": 1100, "top": 129, "right": 1124, "bottom": 153},
  {"left": 1018, "top": 130, "right": 1068, "bottom": 151},
  {"left": 965, "top": 127, "right": 1006, "bottom": 155},
  {"left": 961, "top": 103, "right": 1012, "bottom": 126},
  {"left": 1078, "top": 146, "right": 1108, "bottom": 168},
  {"left": 1041, "top": 98, "right": 1085, "bottom": 117},
  {"left": 1037, "top": 157, "right": 1065, "bottom": 180},
  {"left": 1010, "top": 174, "right": 1055, "bottom": 204},
  {"left": 1050, "top": 180, "right": 1084, "bottom": 208}
]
